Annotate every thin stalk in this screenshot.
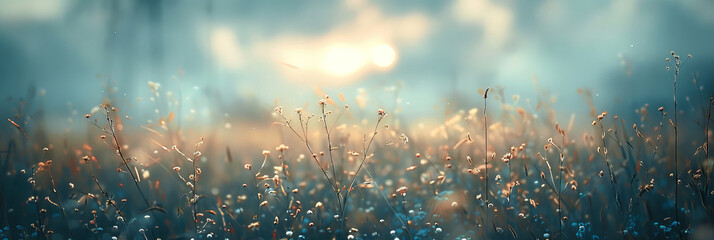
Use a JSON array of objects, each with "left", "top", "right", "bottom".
[
  {"left": 297, "top": 112, "right": 339, "bottom": 193},
  {"left": 343, "top": 112, "right": 384, "bottom": 216},
  {"left": 320, "top": 103, "right": 345, "bottom": 236},
  {"left": 548, "top": 137, "right": 565, "bottom": 238},
  {"left": 277, "top": 109, "right": 342, "bottom": 237},
  {"left": 103, "top": 106, "right": 151, "bottom": 208},
  {"left": 191, "top": 154, "right": 199, "bottom": 235},
  {"left": 174, "top": 140, "right": 204, "bottom": 236},
  {"left": 85, "top": 159, "right": 123, "bottom": 218},
  {"left": 548, "top": 136, "right": 566, "bottom": 239},
  {"left": 363, "top": 167, "right": 411, "bottom": 237},
  {"left": 670, "top": 52, "right": 681, "bottom": 239},
  {"left": 483, "top": 88, "right": 490, "bottom": 233},
  {"left": 33, "top": 153, "right": 46, "bottom": 240},
  {"left": 597, "top": 118, "right": 623, "bottom": 227},
  {"left": 321, "top": 103, "right": 339, "bottom": 185},
  {"left": 47, "top": 160, "right": 74, "bottom": 239}
]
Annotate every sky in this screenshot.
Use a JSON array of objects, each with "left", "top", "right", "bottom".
[{"left": 1, "top": 0, "right": 713, "bottom": 132}]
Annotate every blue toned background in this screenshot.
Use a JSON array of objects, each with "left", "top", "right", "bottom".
[{"left": 1, "top": 0, "right": 712, "bottom": 128}]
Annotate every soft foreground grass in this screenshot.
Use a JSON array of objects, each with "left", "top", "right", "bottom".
[{"left": 0, "top": 53, "right": 713, "bottom": 240}]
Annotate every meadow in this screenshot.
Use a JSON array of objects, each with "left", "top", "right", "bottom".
[{"left": 1, "top": 52, "right": 713, "bottom": 240}]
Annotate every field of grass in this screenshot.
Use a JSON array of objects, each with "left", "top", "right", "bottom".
[{"left": 1, "top": 53, "right": 713, "bottom": 240}]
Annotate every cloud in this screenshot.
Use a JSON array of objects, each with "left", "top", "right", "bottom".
[
  {"left": 0, "top": 0, "right": 67, "bottom": 22},
  {"left": 210, "top": 27, "right": 245, "bottom": 69},
  {"left": 450, "top": 0, "right": 513, "bottom": 47},
  {"left": 211, "top": 0, "right": 432, "bottom": 85}
]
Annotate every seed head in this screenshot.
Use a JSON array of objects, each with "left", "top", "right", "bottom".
[
  {"left": 396, "top": 186, "right": 408, "bottom": 195},
  {"left": 276, "top": 144, "right": 289, "bottom": 151}
]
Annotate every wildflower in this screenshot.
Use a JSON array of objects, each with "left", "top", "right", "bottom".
[
  {"left": 502, "top": 153, "right": 512, "bottom": 163},
  {"left": 36, "top": 161, "right": 50, "bottom": 172},
  {"left": 399, "top": 133, "right": 409, "bottom": 144},
  {"left": 396, "top": 186, "right": 408, "bottom": 196},
  {"left": 276, "top": 144, "right": 289, "bottom": 151},
  {"left": 378, "top": 108, "right": 386, "bottom": 117},
  {"left": 273, "top": 175, "right": 280, "bottom": 186}
]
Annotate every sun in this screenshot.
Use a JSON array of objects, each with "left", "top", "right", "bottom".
[{"left": 371, "top": 44, "right": 397, "bottom": 68}]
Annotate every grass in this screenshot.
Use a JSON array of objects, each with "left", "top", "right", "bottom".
[{"left": 0, "top": 52, "right": 712, "bottom": 239}]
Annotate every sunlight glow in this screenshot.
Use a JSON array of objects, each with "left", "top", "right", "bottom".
[
  {"left": 371, "top": 44, "right": 397, "bottom": 68},
  {"left": 322, "top": 45, "right": 367, "bottom": 77}
]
